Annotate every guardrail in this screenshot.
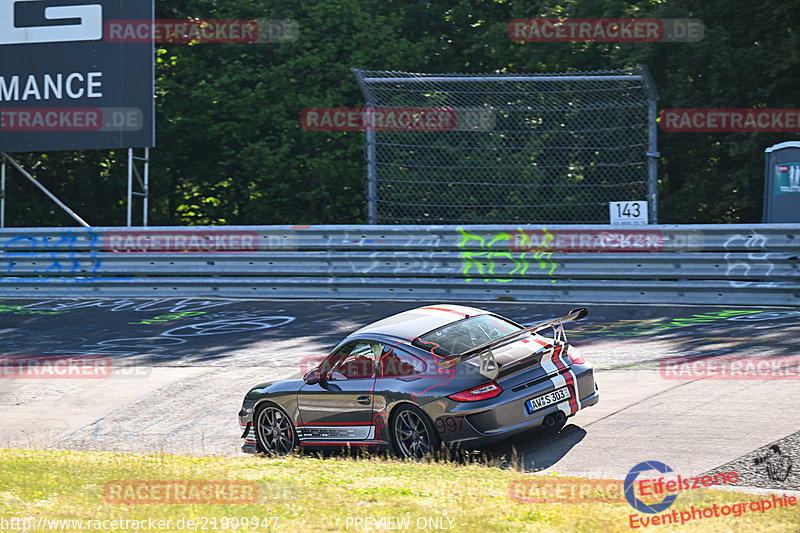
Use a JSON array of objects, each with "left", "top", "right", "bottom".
[{"left": 0, "top": 224, "right": 798, "bottom": 305}]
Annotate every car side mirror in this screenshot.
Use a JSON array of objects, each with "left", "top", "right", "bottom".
[{"left": 303, "top": 369, "right": 320, "bottom": 385}]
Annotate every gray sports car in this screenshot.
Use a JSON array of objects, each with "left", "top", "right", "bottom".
[{"left": 238, "top": 304, "right": 599, "bottom": 458}]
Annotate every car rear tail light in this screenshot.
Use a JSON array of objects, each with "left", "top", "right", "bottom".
[
  {"left": 568, "top": 346, "right": 585, "bottom": 365},
  {"left": 448, "top": 382, "right": 502, "bottom": 402}
]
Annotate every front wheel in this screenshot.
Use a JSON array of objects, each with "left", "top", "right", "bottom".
[
  {"left": 253, "top": 403, "right": 297, "bottom": 456},
  {"left": 391, "top": 405, "right": 440, "bottom": 459}
]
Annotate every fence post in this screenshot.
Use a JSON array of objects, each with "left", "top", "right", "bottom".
[
  {"left": 353, "top": 68, "right": 378, "bottom": 224},
  {"left": 639, "top": 65, "right": 660, "bottom": 225}
]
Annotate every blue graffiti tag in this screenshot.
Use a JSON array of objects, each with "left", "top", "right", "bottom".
[{"left": 1, "top": 230, "right": 102, "bottom": 281}]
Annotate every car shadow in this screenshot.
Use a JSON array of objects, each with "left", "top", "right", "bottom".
[
  {"left": 481, "top": 424, "right": 588, "bottom": 472},
  {"left": 286, "top": 424, "right": 588, "bottom": 471}
]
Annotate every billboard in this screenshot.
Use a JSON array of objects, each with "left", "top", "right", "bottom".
[{"left": 0, "top": 0, "right": 154, "bottom": 152}]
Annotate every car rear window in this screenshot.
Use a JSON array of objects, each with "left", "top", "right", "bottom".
[{"left": 411, "top": 314, "right": 523, "bottom": 356}]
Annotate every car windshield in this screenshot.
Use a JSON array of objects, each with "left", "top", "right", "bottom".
[{"left": 411, "top": 314, "right": 522, "bottom": 356}]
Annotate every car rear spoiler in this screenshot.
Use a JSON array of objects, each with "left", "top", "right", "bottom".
[{"left": 458, "top": 307, "right": 588, "bottom": 380}]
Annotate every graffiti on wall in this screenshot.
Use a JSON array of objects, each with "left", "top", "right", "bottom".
[
  {"left": 458, "top": 227, "right": 557, "bottom": 283},
  {"left": 724, "top": 230, "right": 779, "bottom": 288},
  {"left": 1, "top": 231, "right": 102, "bottom": 281}
]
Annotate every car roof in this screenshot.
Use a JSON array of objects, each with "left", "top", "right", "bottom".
[{"left": 351, "top": 304, "right": 491, "bottom": 340}]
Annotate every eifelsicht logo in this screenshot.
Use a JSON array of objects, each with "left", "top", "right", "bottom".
[{"left": 624, "top": 461, "right": 678, "bottom": 514}]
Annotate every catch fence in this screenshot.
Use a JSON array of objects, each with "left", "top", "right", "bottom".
[{"left": 352, "top": 67, "right": 659, "bottom": 225}]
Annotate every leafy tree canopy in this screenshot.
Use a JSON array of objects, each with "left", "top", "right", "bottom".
[{"left": 3, "top": 0, "right": 798, "bottom": 226}]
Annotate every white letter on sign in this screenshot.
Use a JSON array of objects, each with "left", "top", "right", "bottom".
[{"left": 0, "top": 0, "right": 103, "bottom": 45}]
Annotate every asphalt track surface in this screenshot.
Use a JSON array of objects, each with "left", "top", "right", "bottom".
[{"left": 1, "top": 297, "right": 799, "bottom": 494}]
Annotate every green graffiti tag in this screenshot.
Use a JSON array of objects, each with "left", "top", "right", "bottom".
[
  {"left": 568, "top": 310, "right": 770, "bottom": 338},
  {"left": 457, "top": 228, "right": 557, "bottom": 283},
  {"left": 128, "top": 311, "right": 207, "bottom": 325}
]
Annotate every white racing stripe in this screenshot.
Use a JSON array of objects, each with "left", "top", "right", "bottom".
[{"left": 537, "top": 343, "right": 581, "bottom": 415}]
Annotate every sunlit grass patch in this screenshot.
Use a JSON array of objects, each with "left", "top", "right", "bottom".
[{"left": 0, "top": 449, "right": 798, "bottom": 532}]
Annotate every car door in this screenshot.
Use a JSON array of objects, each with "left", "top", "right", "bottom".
[{"left": 296, "top": 339, "right": 382, "bottom": 443}]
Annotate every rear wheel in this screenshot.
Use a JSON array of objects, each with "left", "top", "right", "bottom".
[
  {"left": 391, "top": 405, "right": 440, "bottom": 459},
  {"left": 253, "top": 403, "right": 297, "bottom": 456}
]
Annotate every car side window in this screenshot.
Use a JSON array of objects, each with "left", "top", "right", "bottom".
[
  {"left": 325, "top": 340, "right": 382, "bottom": 380},
  {"left": 379, "top": 346, "right": 428, "bottom": 378}
]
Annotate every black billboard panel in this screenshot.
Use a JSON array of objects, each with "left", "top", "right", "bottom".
[{"left": 0, "top": 0, "right": 154, "bottom": 152}]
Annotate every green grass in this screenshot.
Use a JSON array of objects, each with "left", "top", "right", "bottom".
[{"left": 1, "top": 449, "right": 799, "bottom": 532}]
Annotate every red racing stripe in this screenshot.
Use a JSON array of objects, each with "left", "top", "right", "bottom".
[
  {"left": 295, "top": 422, "right": 374, "bottom": 426},
  {"left": 549, "top": 344, "right": 579, "bottom": 415},
  {"left": 418, "top": 306, "right": 468, "bottom": 317}
]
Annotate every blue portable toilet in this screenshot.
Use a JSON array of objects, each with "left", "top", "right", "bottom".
[{"left": 763, "top": 141, "right": 800, "bottom": 222}]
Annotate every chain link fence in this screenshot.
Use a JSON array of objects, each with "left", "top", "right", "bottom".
[{"left": 353, "top": 67, "right": 659, "bottom": 225}]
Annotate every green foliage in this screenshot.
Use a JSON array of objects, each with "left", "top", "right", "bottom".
[{"left": 3, "top": 0, "right": 798, "bottom": 226}]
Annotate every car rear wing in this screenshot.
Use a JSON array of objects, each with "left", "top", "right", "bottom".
[{"left": 458, "top": 307, "right": 588, "bottom": 381}]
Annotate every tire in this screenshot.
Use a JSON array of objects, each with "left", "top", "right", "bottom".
[
  {"left": 390, "top": 404, "right": 440, "bottom": 459},
  {"left": 253, "top": 403, "right": 297, "bottom": 457}
]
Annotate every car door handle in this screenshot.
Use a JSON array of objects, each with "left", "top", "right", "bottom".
[{"left": 357, "top": 395, "right": 372, "bottom": 405}]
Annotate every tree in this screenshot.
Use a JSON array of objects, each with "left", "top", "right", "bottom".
[{"left": 3, "top": 0, "right": 798, "bottom": 226}]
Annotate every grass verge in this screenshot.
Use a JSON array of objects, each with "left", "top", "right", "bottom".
[{"left": 1, "top": 449, "right": 799, "bottom": 532}]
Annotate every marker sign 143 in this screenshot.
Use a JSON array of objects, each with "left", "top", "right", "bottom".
[{"left": 609, "top": 201, "right": 648, "bottom": 225}]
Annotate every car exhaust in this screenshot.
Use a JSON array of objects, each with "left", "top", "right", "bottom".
[{"left": 543, "top": 411, "right": 566, "bottom": 428}]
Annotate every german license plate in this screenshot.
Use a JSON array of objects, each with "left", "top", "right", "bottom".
[{"left": 525, "top": 387, "right": 570, "bottom": 414}]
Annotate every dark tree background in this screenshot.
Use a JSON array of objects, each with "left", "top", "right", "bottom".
[{"left": 3, "top": 0, "right": 798, "bottom": 227}]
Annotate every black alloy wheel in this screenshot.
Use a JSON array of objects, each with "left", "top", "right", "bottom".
[
  {"left": 391, "top": 405, "right": 440, "bottom": 459},
  {"left": 254, "top": 404, "right": 297, "bottom": 456}
]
